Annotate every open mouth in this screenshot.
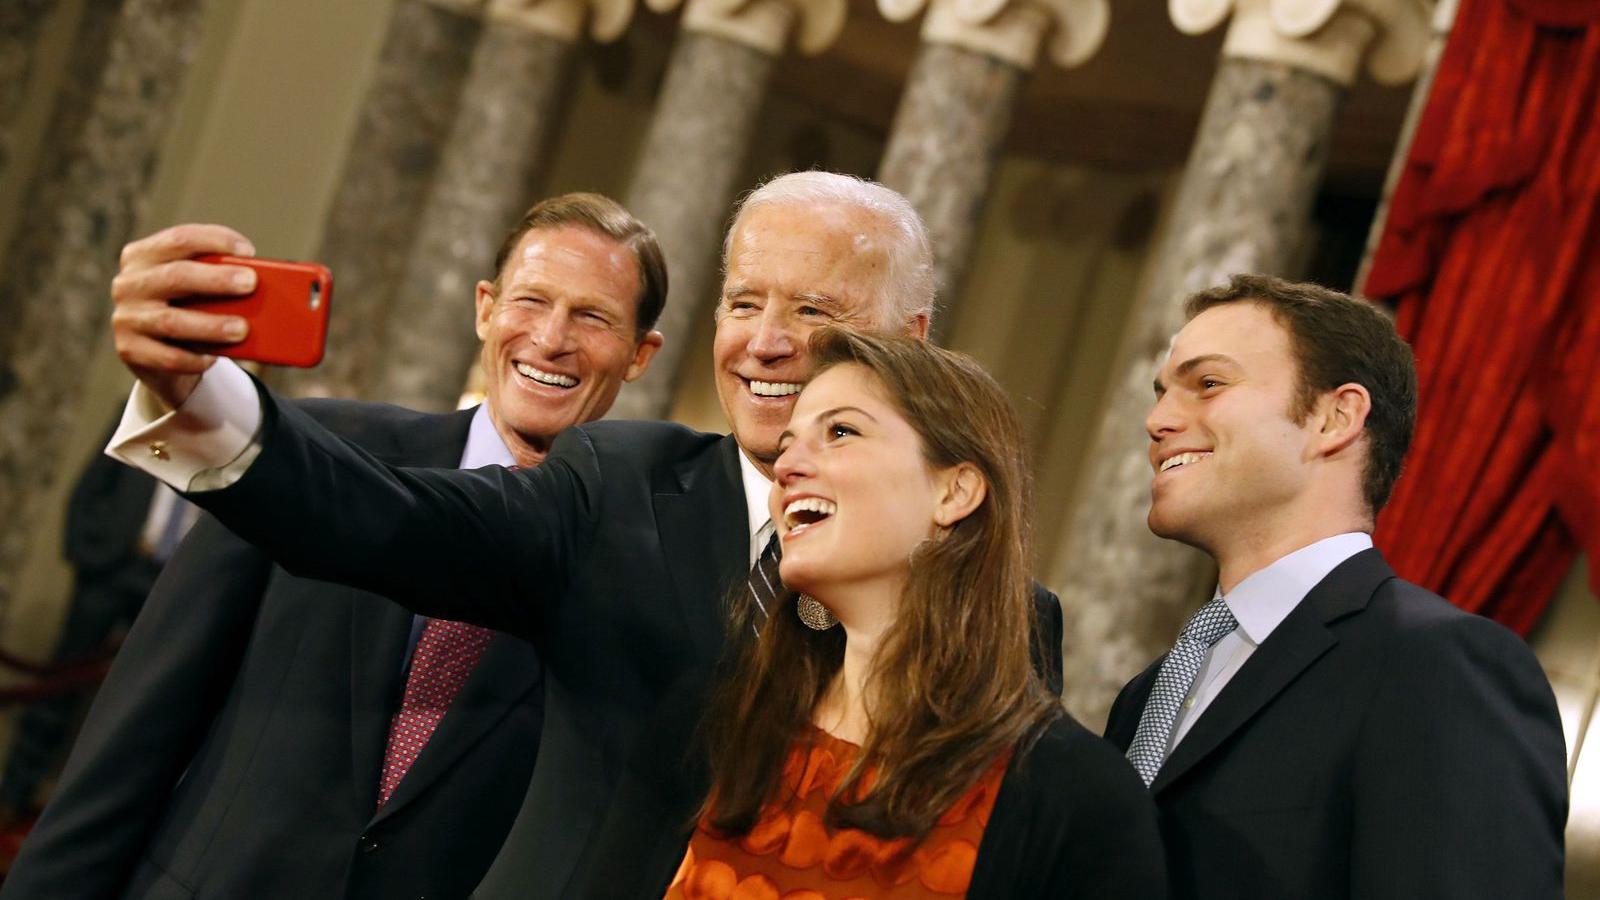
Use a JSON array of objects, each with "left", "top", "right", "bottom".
[
  {"left": 783, "top": 497, "right": 836, "bottom": 535},
  {"left": 515, "top": 361, "right": 578, "bottom": 389},
  {"left": 746, "top": 378, "right": 803, "bottom": 399},
  {"left": 1159, "top": 451, "right": 1212, "bottom": 473}
]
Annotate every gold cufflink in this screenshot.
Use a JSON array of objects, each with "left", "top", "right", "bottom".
[{"left": 148, "top": 440, "right": 169, "bottom": 460}]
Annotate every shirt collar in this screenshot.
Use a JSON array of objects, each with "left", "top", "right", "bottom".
[
  {"left": 460, "top": 405, "right": 517, "bottom": 469},
  {"left": 737, "top": 448, "right": 773, "bottom": 540},
  {"left": 1219, "top": 532, "right": 1374, "bottom": 645}
]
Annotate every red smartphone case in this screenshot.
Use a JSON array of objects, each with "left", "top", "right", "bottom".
[{"left": 181, "top": 254, "right": 333, "bottom": 368}]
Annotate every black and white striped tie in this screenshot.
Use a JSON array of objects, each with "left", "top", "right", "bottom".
[
  {"left": 1125, "top": 595, "right": 1238, "bottom": 786},
  {"left": 746, "top": 530, "right": 782, "bottom": 632}
]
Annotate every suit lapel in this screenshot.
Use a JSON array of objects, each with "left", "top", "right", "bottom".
[
  {"left": 652, "top": 435, "right": 748, "bottom": 663},
  {"left": 348, "top": 598, "right": 416, "bottom": 812},
  {"left": 1150, "top": 549, "right": 1394, "bottom": 796},
  {"left": 348, "top": 406, "right": 480, "bottom": 816}
]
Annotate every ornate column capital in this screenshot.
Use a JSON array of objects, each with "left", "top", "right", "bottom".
[
  {"left": 1170, "top": 0, "right": 1431, "bottom": 86},
  {"left": 878, "top": 0, "right": 1107, "bottom": 70},
  {"left": 487, "top": 0, "right": 637, "bottom": 43},
  {"left": 648, "top": 0, "right": 846, "bottom": 56}
]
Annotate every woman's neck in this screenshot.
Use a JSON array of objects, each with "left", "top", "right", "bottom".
[{"left": 811, "top": 581, "right": 898, "bottom": 746}]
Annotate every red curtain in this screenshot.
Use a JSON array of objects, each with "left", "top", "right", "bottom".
[{"left": 1365, "top": 0, "right": 1600, "bottom": 634}]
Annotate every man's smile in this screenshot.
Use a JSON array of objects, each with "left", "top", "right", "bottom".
[{"left": 514, "top": 361, "right": 578, "bottom": 389}]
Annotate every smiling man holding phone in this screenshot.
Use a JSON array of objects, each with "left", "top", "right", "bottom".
[{"left": 2, "top": 193, "right": 666, "bottom": 900}]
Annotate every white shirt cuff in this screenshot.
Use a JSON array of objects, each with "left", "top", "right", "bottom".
[{"left": 104, "top": 358, "right": 265, "bottom": 492}]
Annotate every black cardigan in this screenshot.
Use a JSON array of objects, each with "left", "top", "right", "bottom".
[{"left": 567, "top": 676, "right": 1167, "bottom": 899}]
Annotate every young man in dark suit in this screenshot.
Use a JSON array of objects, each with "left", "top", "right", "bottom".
[
  {"left": 94, "top": 172, "right": 1064, "bottom": 899},
  {"left": 1103, "top": 274, "right": 1566, "bottom": 899},
  {"left": 2, "top": 193, "right": 666, "bottom": 899}
]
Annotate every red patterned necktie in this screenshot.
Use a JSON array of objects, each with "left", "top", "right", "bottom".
[{"left": 375, "top": 617, "right": 494, "bottom": 809}]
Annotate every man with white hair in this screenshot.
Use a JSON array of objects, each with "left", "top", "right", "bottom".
[{"left": 100, "top": 171, "right": 1063, "bottom": 899}]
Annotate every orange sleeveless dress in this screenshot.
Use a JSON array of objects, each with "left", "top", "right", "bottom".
[{"left": 664, "top": 727, "right": 1009, "bottom": 900}]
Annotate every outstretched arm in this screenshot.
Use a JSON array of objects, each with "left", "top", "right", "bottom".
[{"left": 183, "top": 386, "right": 600, "bottom": 641}]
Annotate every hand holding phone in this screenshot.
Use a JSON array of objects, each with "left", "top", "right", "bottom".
[{"left": 178, "top": 254, "right": 333, "bottom": 368}]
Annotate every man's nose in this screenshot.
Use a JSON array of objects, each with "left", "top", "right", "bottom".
[
  {"left": 748, "top": 307, "right": 797, "bottom": 361},
  {"left": 532, "top": 310, "right": 576, "bottom": 354},
  {"left": 1146, "top": 391, "right": 1184, "bottom": 442}
]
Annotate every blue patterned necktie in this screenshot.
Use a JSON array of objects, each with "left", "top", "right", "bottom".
[{"left": 1126, "top": 595, "right": 1239, "bottom": 786}]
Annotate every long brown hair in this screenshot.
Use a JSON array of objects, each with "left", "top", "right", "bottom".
[{"left": 700, "top": 328, "right": 1061, "bottom": 839}]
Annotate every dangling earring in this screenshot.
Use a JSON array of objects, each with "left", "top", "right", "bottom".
[{"left": 796, "top": 594, "right": 838, "bottom": 630}]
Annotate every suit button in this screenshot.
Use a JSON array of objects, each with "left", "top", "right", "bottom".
[{"left": 359, "top": 834, "right": 379, "bottom": 853}]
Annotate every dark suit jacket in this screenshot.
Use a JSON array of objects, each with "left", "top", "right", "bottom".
[
  {"left": 1103, "top": 548, "right": 1567, "bottom": 900},
  {"left": 2, "top": 401, "right": 544, "bottom": 900},
  {"left": 180, "top": 387, "right": 1063, "bottom": 899}
]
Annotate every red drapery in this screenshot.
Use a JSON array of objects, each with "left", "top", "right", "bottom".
[{"left": 1365, "top": 0, "right": 1600, "bottom": 634}]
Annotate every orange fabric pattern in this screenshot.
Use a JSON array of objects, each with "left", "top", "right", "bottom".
[{"left": 664, "top": 728, "right": 1009, "bottom": 900}]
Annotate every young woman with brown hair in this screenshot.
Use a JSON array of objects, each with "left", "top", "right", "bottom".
[{"left": 576, "top": 329, "right": 1164, "bottom": 898}]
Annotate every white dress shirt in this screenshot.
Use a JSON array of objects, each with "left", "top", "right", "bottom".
[
  {"left": 459, "top": 404, "right": 517, "bottom": 472},
  {"left": 738, "top": 450, "right": 775, "bottom": 566},
  {"left": 106, "top": 359, "right": 262, "bottom": 491},
  {"left": 1166, "top": 532, "right": 1374, "bottom": 752}
]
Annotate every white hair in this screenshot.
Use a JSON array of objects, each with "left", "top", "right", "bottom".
[{"left": 721, "top": 171, "right": 935, "bottom": 326}]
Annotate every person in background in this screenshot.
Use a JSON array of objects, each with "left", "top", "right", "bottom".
[
  {"left": 2, "top": 192, "right": 665, "bottom": 899},
  {"left": 1104, "top": 274, "right": 1566, "bottom": 899}
]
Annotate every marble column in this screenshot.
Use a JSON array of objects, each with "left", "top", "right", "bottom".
[
  {"left": 367, "top": 0, "right": 638, "bottom": 412},
  {"left": 0, "top": 0, "right": 61, "bottom": 182},
  {"left": 270, "top": 0, "right": 488, "bottom": 400},
  {"left": 0, "top": 0, "right": 124, "bottom": 368},
  {"left": 1049, "top": 0, "right": 1430, "bottom": 728},
  {"left": 876, "top": 0, "right": 1106, "bottom": 336},
  {"left": 605, "top": 0, "right": 846, "bottom": 420},
  {"left": 0, "top": 0, "right": 216, "bottom": 617}
]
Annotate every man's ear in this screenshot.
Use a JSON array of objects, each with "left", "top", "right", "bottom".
[
  {"left": 624, "top": 330, "right": 665, "bottom": 382},
  {"left": 1318, "top": 382, "right": 1371, "bottom": 458},
  {"left": 474, "top": 280, "right": 497, "bottom": 342},
  {"left": 933, "top": 462, "right": 987, "bottom": 528}
]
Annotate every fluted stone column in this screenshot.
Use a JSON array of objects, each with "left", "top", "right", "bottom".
[
  {"left": 270, "top": 0, "right": 488, "bottom": 400},
  {"left": 0, "top": 0, "right": 216, "bottom": 618},
  {"left": 0, "top": 0, "right": 61, "bottom": 182},
  {"left": 0, "top": 0, "right": 125, "bottom": 370},
  {"left": 876, "top": 0, "right": 1106, "bottom": 334},
  {"left": 367, "top": 0, "right": 638, "bottom": 412},
  {"left": 605, "top": 0, "right": 846, "bottom": 420},
  {"left": 1050, "top": 0, "right": 1430, "bottom": 728}
]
